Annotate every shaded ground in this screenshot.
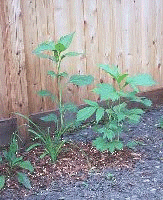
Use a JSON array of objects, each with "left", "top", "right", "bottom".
[{"left": 0, "top": 105, "right": 163, "bottom": 200}]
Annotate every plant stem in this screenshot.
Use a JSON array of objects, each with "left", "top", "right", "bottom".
[{"left": 56, "top": 55, "right": 64, "bottom": 131}]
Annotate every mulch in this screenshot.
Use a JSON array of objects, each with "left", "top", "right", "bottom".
[{"left": 0, "top": 140, "right": 141, "bottom": 199}]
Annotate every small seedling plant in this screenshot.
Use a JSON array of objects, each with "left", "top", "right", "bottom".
[
  {"left": 0, "top": 134, "right": 34, "bottom": 190},
  {"left": 77, "top": 64, "right": 156, "bottom": 153},
  {"left": 17, "top": 32, "right": 94, "bottom": 163}
]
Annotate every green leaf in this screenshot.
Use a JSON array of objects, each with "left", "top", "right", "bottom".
[
  {"left": 9, "top": 136, "right": 18, "bottom": 154},
  {"left": 40, "top": 113, "right": 58, "bottom": 122},
  {"left": 37, "top": 90, "right": 51, "bottom": 97},
  {"left": 128, "top": 108, "right": 145, "bottom": 115},
  {"left": 0, "top": 176, "right": 5, "bottom": 190},
  {"left": 47, "top": 70, "right": 57, "bottom": 78},
  {"left": 140, "top": 98, "right": 152, "bottom": 107},
  {"left": 92, "top": 137, "right": 109, "bottom": 151},
  {"left": 19, "top": 161, "right": 34, "bottom": 173},
  {"left": 113, "top": 102, "right": 127, "bottom": 112},
  {"left": 84, "top": 99, "right": 99, "bottom": 107},
  {"left": 63, "top": 102, "right": 78, "bottom": 113},
  {"left": 112, "top": 103, "right": 127, "bottom": 122},
  {"left": 126, "top": 74, "right": 156, "bottom": 86},
  {"left": 77, "top": 107, "right": 97, "bottom": 122},
  {"left": 117, "top": 73, "right": 129, "bottom": 83},
  {"left": 32, "top": 41, "right": 57, "bottom": 62},
  {"left": 69, "top": 75, "right": 94, "bottom": 86},
  {"left": 12, "top": 156, "right": 23, "bottom": 166},
  {"left": 55, "top": 43, "right": 66, "bottom": 52},
  {"left": 127, "top": 114, "right": 142, "bottom": 124},
  {"left": 37, "top": 90, "right": 56, "bottom": 101},
  {"left": 63, "top": 52, "right": 82, "bottom": 57},
  {"left": 17, "top": 172, "right": 31, "bottom": 189},
  {"left": 57, "top": 32, "right": 75, "bottom": 50},
  {"left": 0, "top": 155, "right": 2, "bottom": 162},
  {"left": 58, "top": 72, "right": 68, "bottom": 77},
  {"left": 93, "top": 84, "right": 119, "bottom": 101},
  {"left": 96, "top": 108, "right": 105, "bottom": 123},
  {"left": 98, "top": 64, "right": 120, "bottom": 79},
  {"left": 40, "top": 151, "right": 48, "bottom": 159},
  {"left": 127, "top": 140, "right": 138, "bottom": 149},
  {"left": 33, "top": 41, "right": 55, "bottom": 54},
  {"left": 107, "top": 140, "right": 123, "bottom": 153},
  {"left": 99, "top": 127, "right": 115, "bottom": 140},
  {"left": 26, "top": 143, "right": 42, "bottom": 152}
]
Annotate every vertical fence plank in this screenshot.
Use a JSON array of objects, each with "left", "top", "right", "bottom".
[
  {"left": 83, "top": 0, "right": 99, "bottom": 101},
  {"left": 0, "top": 0, "right": 29, "bottom": 139}
]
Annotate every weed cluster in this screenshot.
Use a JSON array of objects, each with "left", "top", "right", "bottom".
[{"left": 0, "top": 32, "right": 156, "bottom": 191}]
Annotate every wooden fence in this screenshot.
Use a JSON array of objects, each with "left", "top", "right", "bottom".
[{"left": 0, "top": 0, "right": 163, "bottom": 122}]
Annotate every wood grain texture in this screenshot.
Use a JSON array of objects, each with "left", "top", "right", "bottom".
[{"left": 0, "top": 0, "right": 163, "bottom": 130}]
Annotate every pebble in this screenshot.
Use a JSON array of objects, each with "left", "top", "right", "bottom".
[{"left": 150, "top": 188, "right": 156, "bottom": 193}]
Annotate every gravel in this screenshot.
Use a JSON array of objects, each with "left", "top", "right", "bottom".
[
  {"left": 2, "top": 106, "right": 163, "bottom": 200},
  {"left": 0, "top": 106, "right": 163, "bottom": 200}
]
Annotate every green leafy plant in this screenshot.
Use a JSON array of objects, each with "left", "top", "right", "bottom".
[
  {"left": 77, "top": 64, "right": 156, "bottom": 153},
  {"left": 15, "top": 112, "right": 65, "bottom": 163},
  {"left": 33, "top": 32, "right": 94, "bottom": 134},
  {"left": 0, "top": 133, "right": 34, "bottom": 190},
  {"left": 15, "top": 33, "right": 94, "bottom": 164}
]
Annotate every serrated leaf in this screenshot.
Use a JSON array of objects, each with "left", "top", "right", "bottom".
[
  {"left": 26, "top": 143, "right": 42, "bottom": 152},
  {"left": 77, "top": 107, "right": 97, "bottom": 122},
  {"left": 113, "top": 102, "right": 127, "bottom": 112},
  {"left": 93, "top": 83, "right": 119, "bottom": 101},
  {"left": 17, "top": 172, "right": 31, "bottom": 189},
  {"left": 98, "top": 64, "right": 120, "bottom": 79},
  {"left": 40, "top": 113, "right": 58, "bottom": 122},
  {"left": 126, "top": 74, "right": 156, "bottom": 86},
  {"left": 69, "top": 75, "right": 94, "bottom": 86},
  {"left": 84, "top": 99, "right": 99, "bottom": 107},
  {"left": 47, "top": 71, "right": 57, "bottom": 78},
  {"left": 108, "top": 140, "right": 123, "bottom": 153},
  {"left": 63, "top": 52, "right": 82, "bottom": 57},
  {"left": 0, "top": 176, "right": 5, "bottom": 190},
  {"left": 117, "top": 73, "right": 128, "bottom": 83},
  {"left": 92, "top": 137, "right": 109, "bottom": 151},
  {"left": 112, "top": 103, "right": 127, "bottom": 122},
  {"left": 19, "top": 161, "right": 34, "bottom": 173},
  {"left": 57, "top": 32, "right": 75, "bottom": 50},
  {"left": 96, "top": 108, "right": 105, "bottom": 123},
  {"left": 101, "top": 128, "right": 115, "bottom": 140}
]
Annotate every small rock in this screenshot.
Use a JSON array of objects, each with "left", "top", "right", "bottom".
[
  {"left": 150, "top": 188, "right": 156, "bottom": 193},
  {"left": 143, "top": 179, "right": 150, "bottom": 182}
]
